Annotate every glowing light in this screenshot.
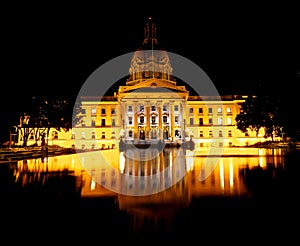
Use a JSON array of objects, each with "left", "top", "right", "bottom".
[
  {"left": 119, "top": 152, "right": 125, "bottom": 173},
  {"left": 186, "top": 150, "right": 195, "bottom": 171},
  {"left": 219, "top": 160, "right": 224, "bottom": 189},
  {"left": 90, "top": 179, "right": 96, "bottom": 190},
  {"left": 258, "top": 149, "right": 265, "bottom": 167},
  {"left": 229, "top": 161, "right": 234, "bottom": 191}
]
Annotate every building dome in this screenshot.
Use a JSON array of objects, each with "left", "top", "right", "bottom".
[{"left": 128, "top": 17, "right": 173, "bottom": 82}]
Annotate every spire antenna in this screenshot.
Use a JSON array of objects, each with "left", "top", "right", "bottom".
[{"left": 143, "top": 16, "right": 158, "bottom": 45}]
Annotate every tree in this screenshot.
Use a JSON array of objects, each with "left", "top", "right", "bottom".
[
  {"left": 17, "top": 96, "right": 83, "bottom": 147},
  {"left": 235, "top": 95, "right": 284, "bottom": 141}
]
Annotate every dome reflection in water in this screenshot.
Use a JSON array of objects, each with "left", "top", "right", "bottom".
[{"left": 4, "top": 147, "right": 298, "bottom": 241}]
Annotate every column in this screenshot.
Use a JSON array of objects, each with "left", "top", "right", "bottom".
[
  {"left": 146, "top": 101, "right": 150, "bottom": 140},
  {"left": 119, "top": 101, "right": 125, "bottom": 140},
  {"left": 170, "top": 101, "right": 175, "bottom": 139},
  {"left": 181, "top": 101, "right": 187, "bottom": 141},
  {"left": 158, "top": 101, "right": 163, "bottom": 140},
  {"left": 134, "top": 101, "right": 138, "bottom": 140}
]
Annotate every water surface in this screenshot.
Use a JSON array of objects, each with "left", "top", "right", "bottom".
[{"left": 1, "top": 147, "right": 299, "bottom": 243}]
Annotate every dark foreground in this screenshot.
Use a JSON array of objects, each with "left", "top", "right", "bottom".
[
  {"left": 1, "top": 191, "right": 299, "bottom": 244},
  {"left": 1, "top": 150, "right": 300, "bottom": 244}
]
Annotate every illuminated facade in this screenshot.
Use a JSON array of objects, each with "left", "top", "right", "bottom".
[{"left": 19, "top": 18, "right": 274, "bottom": 149}]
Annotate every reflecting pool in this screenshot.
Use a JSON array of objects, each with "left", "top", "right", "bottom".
[{"left": 1, "top": 147, "right": 299, "bottom": 243}]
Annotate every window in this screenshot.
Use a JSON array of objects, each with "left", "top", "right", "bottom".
[
  {"left": 101, "top": 119, "right": 106, "bottom": 126},
  {"left": 198, "top": 107, "right": 203, "bottom": 114},
  {"left": 151, "top": 105, "right": 156, "bottom": 111},
  {"left": 208, "top": 107, "right": 213, "bottom": 114},
  {"left": 163, "top": 104, "right": 167, "bottom": 111},
  {"left": 81, "top": 132, "right": 86, "bottom": 139},
  {"left": 71, "top": 132, "right": 75, "bottom": 139},
  {"left": 227, "top": 117, "right": 232, "bottom": 125},
  {"left": 128, "top": 117, "right": 133, "bottom": 125},
  {"left": 91, "top": 108, "right": 96, "bottom": 114},
  {"left": 218, "top": 117, "right": 223, "bottom": 125},
  {"left": 152, "top": 116, "right": 156, "bottom": 123},
  {"left": 209, "top": 117, "right": 213, "bottom": 125},
  {"left": 218, "top": 131, "right": 223, "bottom": 137},
  {"left": 228, "top": 130, "right": 232, "bottom": 137},
  {"left": 140, "top": 105, "right": 144, "bottom": 112},
  {"left": 128, "top": 130, "right": 133, "bottom": 137},
  {"left": 91, "top": 132, "right": 96, "bottom": 139},
  {"left": 140, "top": 116, "right": 144, "bottom": 124},
  {"left": 199, "top": 131, "right": 204, "bottom": 137},
  {"left": 226, "top": 107, "right": 232, "bottom": 113},
  {"left": 217, "top": 107, "right": 222, "bottom": 113},
  {"left": 209, "top": 130, "right": 213, "bottom": 138},
  {"left": 112, "top": 119, "right": 116, "bottom": 127},
  {"left": 175, "top": 116, "right": 179, "bottom": 124},
  {"left": 101, "top": 132, "right": 105, "bottom": 139},
  {"left": 174, "top": 105, "right": 179, "bottom": 111},
  {"left": 91, "top": 119, "right": 95, "bottom": 127},
  {"left": 199, "top": 118, "right": 203, "bottom": 126},
  {"left": 189, "top": 108, "right": 193, "bottom": 113},
  {"left": 163, "top": 116, "right": 168, "bottom": 123},
  {"left": 111, "top": 108, "right": 116, "bottom": 115},
  {"left": 101, "top": 108, "right": 106, "bottom": 115},
  {"left": 128, "top": 105, "right": 132, "bottom": 112},
  {"left": 189, "top": 118, "right": 194, "bottom": 125}
]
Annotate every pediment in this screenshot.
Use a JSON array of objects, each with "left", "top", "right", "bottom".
[{"left": 120, "top": 78, "right": 188, "bottom": 93}]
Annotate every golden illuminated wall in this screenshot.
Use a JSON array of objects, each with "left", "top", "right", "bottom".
[
  {"left": 186, "top": 97, "right": 272, "bottom": 147},
  {"left": 18, "top": 94, "right": 272, "bottom": 149}
]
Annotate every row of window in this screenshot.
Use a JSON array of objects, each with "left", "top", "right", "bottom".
[
  {"left": 72, "top": 132, "right": 116, "bottom": 140},
  {"left": 69, "top": 130, "right": 250, "bottom": 140},
  {"left": 126, "top": 116, "right": 234, "bottom": 125},
  {"left": 82, "top": 118, "right": 116, "bottom": 127},
  {"left": 128, "top": 115, "right": 172, "bottom": 124},
  {"left": 127, "top": 104, "right": 172, "bottom": 112},
  {"left": 189, "top": 117, "right": 233, "bottom": 126},
  {"left": 82, "top": 105, "right": 233, "bottom": 116},
  {"left": 189, "top": 107, "right": 232, "bottom": 114},
  {"left": 80, "top": 143, "right": 116, "bottom": 150},
  {"left": 80, "top": 116, "right": 234, "bottom": 127},
  {"left": 82, "top": 108, "right": 117, "bottom": 115}
]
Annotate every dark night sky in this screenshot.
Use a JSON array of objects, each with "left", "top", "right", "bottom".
[{"left": 1, "top": 2, "right": 299, "bottom": 141}]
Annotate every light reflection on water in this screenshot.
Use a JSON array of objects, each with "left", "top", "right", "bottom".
[
  {"left": 14, "top": 147, "right": 286, "bottom": 197},
  {"left": 3, "top": 147, "right": 297, "bottom": 241}
]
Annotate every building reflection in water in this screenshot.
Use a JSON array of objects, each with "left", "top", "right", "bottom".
[{"left": 14, "top": 147, "right": 287, "bottom": 233}]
